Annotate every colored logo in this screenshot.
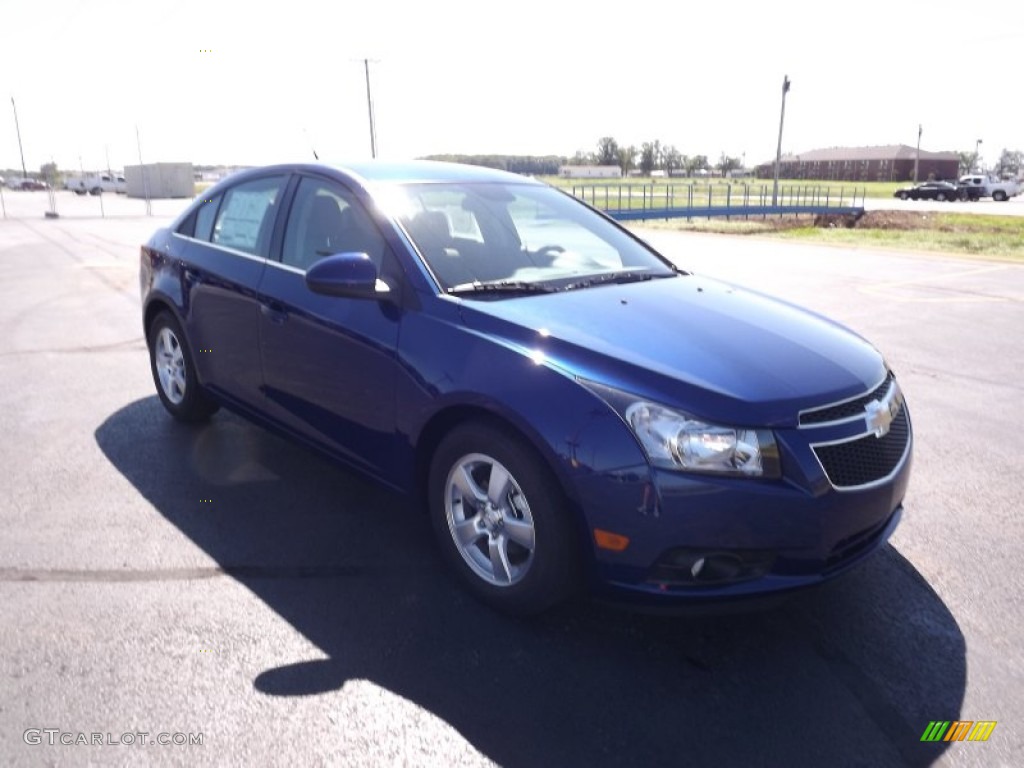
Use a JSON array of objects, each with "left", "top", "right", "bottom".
[{"left": 920, "top": 721, "right": 997, "bottom": 742}]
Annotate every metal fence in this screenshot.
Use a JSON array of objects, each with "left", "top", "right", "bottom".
[
  {"left": 568, "top": 182, "right": 866, "bottom": 220},
  {"left": 0, "top": 187, "right": 190, "bottom": 221}
]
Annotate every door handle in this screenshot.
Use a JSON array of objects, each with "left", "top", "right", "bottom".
[{"left": 260, "top": 301, "right": 287, "bottom": 325}]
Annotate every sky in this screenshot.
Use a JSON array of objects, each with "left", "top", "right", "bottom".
[{"left": 1, "top": 0, "right": 1022, "bottom": 174}]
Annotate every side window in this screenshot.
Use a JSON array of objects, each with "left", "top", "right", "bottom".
[
  {"left": 195, "top": 194, "right": 221, "bottom": 241},
  {"left": 281, "top": 177, "right": 386, "bottom": 272},
  {"left": 211, "top": 176, "right": 285, "bottom": 256}
]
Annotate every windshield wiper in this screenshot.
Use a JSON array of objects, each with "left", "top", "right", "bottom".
[
  {"left": 447, "top": 279, "right": 556, "bottom": 296},
  {"left": 560, "top": 271, "right": 673, "bottom": 292}
]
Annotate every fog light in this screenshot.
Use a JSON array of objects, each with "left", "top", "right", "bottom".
[{"left": 649, "top": 548, "right": 775, "bottom": 587}]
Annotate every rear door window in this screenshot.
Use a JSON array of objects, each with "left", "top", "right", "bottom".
[{"left": 211, "top": 176, "right": 286, "bottom": 256}]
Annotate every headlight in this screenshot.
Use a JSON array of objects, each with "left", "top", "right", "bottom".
[{"left": 581, "top": 381, "right": 781, "bottom": 478}]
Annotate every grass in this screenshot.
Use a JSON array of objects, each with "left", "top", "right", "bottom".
[
  {"left": 640, "top": 211, "right": 1024, "bottom": 262},
  {"left": 774, "top": 214, "right": 1024, "bottom": 261}
]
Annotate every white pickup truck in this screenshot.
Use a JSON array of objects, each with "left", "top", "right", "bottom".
[
  {"left": 65, "top": 173, "right": 126, "bottom": 195},
  {"left": 957, "top": 175, "right": 1021, "bottom": 202}
]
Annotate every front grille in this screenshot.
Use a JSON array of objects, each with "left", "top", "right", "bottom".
[
  {"left": 801, "top": 373, "right": 894, "bottom": 426},
  {"left": 813, "top": 408, "right": 910, "bottom": 489}
]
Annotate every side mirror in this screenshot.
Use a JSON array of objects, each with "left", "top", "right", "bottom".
[{"left": 305, "top": 252, "right": 391, "bottom": 300}]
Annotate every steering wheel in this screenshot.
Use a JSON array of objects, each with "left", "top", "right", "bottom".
[{"left": 533, "top": 245, "right": 565, "bottom": 264}]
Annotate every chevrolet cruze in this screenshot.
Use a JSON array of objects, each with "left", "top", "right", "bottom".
[{"left": 140, "top": 161, "right": 912, "bottom": 614}]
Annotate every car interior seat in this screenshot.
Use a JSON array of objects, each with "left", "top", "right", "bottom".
[{"left": 299, "top": 195, "right": 348, "bottom": 270}]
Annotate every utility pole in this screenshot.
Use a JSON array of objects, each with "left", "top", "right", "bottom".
[
  {"left": 772, "top": 76, "right": 790, "bottom": 206},
  {"left": 913, "top": 124, "right": 922, "bottom": 183},
  {"left": 364, "top": 59, "right": 377, "bottom": 158},
  {"left": 11, "top": 96, "right": 28, "bottom": 180},
  {"left": 136, "top": 124, "right": 151, "bottom": 216},
  {"left": 974, "top": 138, "right": 982, "bottom": 172}
]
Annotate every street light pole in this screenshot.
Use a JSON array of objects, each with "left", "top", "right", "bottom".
[
  {"left": 772, "top": 75, "right": 790, "bottom": 207},
  {"left": 913, "top": 124, "right": 922, "bottom": 183},
  {"left": 974, "top": 138, "right": 982, "bottom": 172},
  {"left": 364, "top": 59, "right": 377, "bottom": 159},
  {"left": 11, "top": 96, "right": 28, "bottom": 181}
]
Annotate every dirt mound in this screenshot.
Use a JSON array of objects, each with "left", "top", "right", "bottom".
[{"left": 855, "top": 210, "right": 934, "bottom": 230}]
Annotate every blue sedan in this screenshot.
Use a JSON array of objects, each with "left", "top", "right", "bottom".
[{"left": 140, "top": 161, "right": 912, "bottom": 614}]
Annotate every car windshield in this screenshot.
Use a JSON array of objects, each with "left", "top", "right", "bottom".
[{"left": 384, "top": 182, "right": 677, "bottom": 293}]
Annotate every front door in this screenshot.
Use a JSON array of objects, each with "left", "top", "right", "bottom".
[{"left": 257, "top": 175, "right": 402, "bottom": 478}]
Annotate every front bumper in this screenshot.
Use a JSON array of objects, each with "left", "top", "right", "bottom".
[{"left": 572, "top": 429, "right": 912, "bottom": 605}]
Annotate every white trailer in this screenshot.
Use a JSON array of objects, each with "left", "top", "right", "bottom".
[{"left": 124, "top": 163, "right": 195, "bottom": 198}]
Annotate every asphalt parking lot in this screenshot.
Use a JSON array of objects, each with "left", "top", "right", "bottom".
[{"left": 1, "top": 204, "right": 1022, "bottom": 767}]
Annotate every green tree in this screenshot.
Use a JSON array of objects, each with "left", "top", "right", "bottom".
[
  {"left": 638, "top": 140, "right": 664, "bottom": 174},
  {"left": 686, "top": 154, "right": 709, "bottom": 175},
  {"left": 716, "top": 153, "right": 742, "bottom": 177},
  {"left": 568, "top": 149, "right": 593, "bottom": 166},
  {"left": 596, "top": 137, "right": 619, "bottom": 166},
  {"left": 639, "top": 142, "right": 658, "bottom": 175},
  {"left": 995, "top": 149, "right": 1023, "bottom": 177},
  {"left": 957, "top": 151, "right": 979, "bottom": 176},
  {"left": 617, "top": 145, "right": 637, "bottom": 177},
  {"left": 662, "top": 146, "right": 683, "bottom": 176}
]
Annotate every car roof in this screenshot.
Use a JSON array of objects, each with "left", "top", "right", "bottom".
[
  {"left": 227, "top": 160, "right": 540, "bottom": 187},
  {"left": 334, "top": 160, "right": 537, "bottom": 185}
]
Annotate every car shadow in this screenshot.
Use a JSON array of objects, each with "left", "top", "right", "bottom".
[{"left": 96, "top": 398, "right": 964, "bottom": 767}]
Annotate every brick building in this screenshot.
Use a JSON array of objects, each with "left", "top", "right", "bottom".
[{"left": 756, "top": 145, "right": 959, "bottom": 182}]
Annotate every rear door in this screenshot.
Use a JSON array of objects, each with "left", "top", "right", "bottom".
[
  {"left": 175, "top": 173, "right": 287, "bottom": 408},
  {"left": 256, "top": 174, "right": 403, "bottom": 477}
]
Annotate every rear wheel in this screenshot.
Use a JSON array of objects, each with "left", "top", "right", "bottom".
[
  {"left": 936, "top": 192, "right": 947, "bottom": 201},
  {"left": 897, "top": 192, "right": 909, "bottom": 200},
  {"left": 147, "top": 311, "right": 219, "bottom": 422},
  {"left": 429, "top": 422, "right": 580, "bottom": 615}
]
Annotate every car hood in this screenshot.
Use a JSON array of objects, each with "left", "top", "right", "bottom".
[{"left": 457, "top": 274, "right": 886, "bottom": 427}]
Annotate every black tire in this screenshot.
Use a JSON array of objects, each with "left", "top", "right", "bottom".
[
  {"left": 993, "top": 190, "right": 1008, "bottom": 202},
  {"left": 898, "top": 192, "right": 909, "bottom": 200},
  {"left": 74, "top": 189, "right": 86, "bottom": 196},
  {"left": 428, "top": 421, "right": 581, "bottom": 615},
  {"left": 936, "top": 192, "right": 947, "bottom": 201},
  {"left": 147, "top": 310, "right": 219, "bottom": 422}
]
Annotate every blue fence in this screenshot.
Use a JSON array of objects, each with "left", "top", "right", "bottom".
[{"left": 568, "top": 182, "right": 866, "bottom": 220}]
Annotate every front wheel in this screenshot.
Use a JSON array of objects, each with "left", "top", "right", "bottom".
[
  {"left": 147, "top": 311, "right": 219, "bottom": 422},
  {"left": 429, "top": 422, "right": 581, "bottom": 615},
  {"left": 993, "top": 190, "right": 1008, "bottom": 202}
]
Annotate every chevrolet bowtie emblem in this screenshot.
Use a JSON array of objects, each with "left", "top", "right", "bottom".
[{"left": 865, "top": 382, "right": 902, "bottom": 437}]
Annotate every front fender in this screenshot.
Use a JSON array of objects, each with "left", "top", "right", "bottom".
[{"left": 396, "top": 298, "right": 652, "bottom": 507}]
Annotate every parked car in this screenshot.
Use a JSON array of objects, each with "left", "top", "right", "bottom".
[
  {"left": 893, "top": 180, "right": 963, "bottom": 201},
  {"left": 957, "top": 174, "right": 1021, "bottom": 202},
  {"left": 140, "top": 161, "right": 913, "bottom": 614},
  {"left": 6, "top": 178, "right": 49, "bottom": 191},
  {"left": 66, "top": 173, "right": 126, "bottom": 195}
]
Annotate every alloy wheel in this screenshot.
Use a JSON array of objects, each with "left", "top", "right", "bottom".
[
  {"left": 155, "top": 327, "right": 187, "bottom": 405},
  {"left": 444, "top": 453, "right": 536, "bottom": 586}
]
